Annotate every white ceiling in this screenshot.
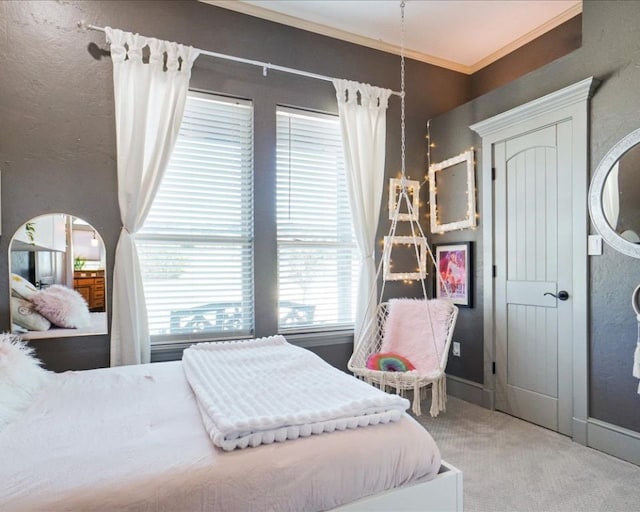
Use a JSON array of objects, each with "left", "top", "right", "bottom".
[{"left": 206, "top": 0, "right": 582, "bottom": 74}]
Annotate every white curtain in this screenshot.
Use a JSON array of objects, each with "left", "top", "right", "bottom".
[
  {"left": 105, "top": 28, "right": 199, "bottom": 366},
  {"left": 333, "top": 79, "right": 392, "bottom": 343}
]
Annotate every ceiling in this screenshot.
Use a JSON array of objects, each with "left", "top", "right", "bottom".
[{"left": 205, "top": 0, "right": 582, "bottom": 74}]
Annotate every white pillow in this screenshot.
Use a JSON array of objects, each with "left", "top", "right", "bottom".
[
  {"left": 0, "top": 334, "right": 51, "bottom": 430},
  {"left": 11, "top": 297, "right": 51, "bottom": 331},
  {"left": 10, "top": 273, "right": 38, "bottom": 300},
  {"left": 31, "top": 285, "right": 91, "bottom": 329}
]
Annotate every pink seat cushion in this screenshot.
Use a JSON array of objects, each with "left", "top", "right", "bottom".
[{"left": 380, "top": 298, "right": 454, "bottom": 375}]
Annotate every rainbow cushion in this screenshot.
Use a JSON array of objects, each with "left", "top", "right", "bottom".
[{"left": 366, "top": 352, "right": 416, "bottom": 372}]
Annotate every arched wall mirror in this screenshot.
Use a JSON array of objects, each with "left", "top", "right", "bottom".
[
  {"left": 9, "top": 214, "right": 108, "bottom": 339},
  {"left": 589, "top": 128, "right": 640, "bottom": 258}
]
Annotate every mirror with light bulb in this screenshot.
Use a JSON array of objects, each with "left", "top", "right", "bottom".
[{"left": 9, "top": 214, "right": 108, "bottom": 339}]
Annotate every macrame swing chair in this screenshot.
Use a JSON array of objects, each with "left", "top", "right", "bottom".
[{"left": 348, "top": 2, "right": 459, "bottom": 417}]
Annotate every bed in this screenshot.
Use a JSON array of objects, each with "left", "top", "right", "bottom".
[{"left": 0, "top": 346, "right": 462, "bottom": 511}]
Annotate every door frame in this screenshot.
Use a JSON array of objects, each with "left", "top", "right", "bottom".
[{"left": 470, "top": 77, "right": 598, "bottom": 444}]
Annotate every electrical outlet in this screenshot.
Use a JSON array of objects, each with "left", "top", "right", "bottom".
[{"left": 452, "top": 342, "right": 461, "bottom": 357}]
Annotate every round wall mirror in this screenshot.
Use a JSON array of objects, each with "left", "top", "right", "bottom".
[
  {"left": 589, "top": 128, "right": 640, "bottom": 258},
  {"left": 9, "top": 214, "right": 108, "bottom": 339}
]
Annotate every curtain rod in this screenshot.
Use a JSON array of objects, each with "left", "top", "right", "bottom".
[{"left": 78, "top": 21, "right": 403, "bottom": 97}]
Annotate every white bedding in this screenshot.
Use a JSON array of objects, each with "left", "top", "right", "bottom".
[
  {"left": 0, "top": 360, "right": 441, "bottom": 512},
  {"left": 183, "top": 336, "right": 409, "bottom": 451}
]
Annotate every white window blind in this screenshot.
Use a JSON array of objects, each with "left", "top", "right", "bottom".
[
  {"left": 276, "top": 107, "right": 358, "bottom": 332},
  {"left": 138, "top": 92, "right": 254, "bottom": 342}
]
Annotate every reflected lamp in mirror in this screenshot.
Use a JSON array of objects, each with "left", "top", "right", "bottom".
[
  {"left": 428, "top": 150, "right": 477, "bottom": 234},
  {"left": 589, "top": 127, "right": 640, "bottom": 258},
  {"left": 9, "top": 214, "right": 108, "bottom": 340}
]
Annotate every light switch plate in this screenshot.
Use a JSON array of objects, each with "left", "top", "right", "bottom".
[
  {"left": 588, "top": 234, "right": 603, "bottom": 256},
  {"left": 452, "top": 342, "right": 461, "bottom": 357}
]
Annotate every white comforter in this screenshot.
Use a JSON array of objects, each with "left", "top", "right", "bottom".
[
  {"left": 183, "top": 336, "right": 410, "bottom": 451},
  {"left": 0, "top": 360, "right": 440, "bottom": 512}
]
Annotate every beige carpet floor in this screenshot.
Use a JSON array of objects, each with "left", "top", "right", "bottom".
[{"left": 416, "top": 396, "right": 640, "bottom": 512}]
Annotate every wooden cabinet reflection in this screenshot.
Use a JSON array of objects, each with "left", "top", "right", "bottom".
[{"left": 73, "top": 270, "right": 105, "bottom": 312}]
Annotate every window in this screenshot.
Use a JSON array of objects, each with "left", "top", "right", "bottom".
[
  {"left": 276, "top": 107, "right": 358, "bottom": 332},
  {"left": 137, "top": 92, "right": 254, "bottom": 342}
]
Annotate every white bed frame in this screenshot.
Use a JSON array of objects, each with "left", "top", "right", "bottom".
[{"left": 335, "top": 460, "right": 463, "bottom": 512}]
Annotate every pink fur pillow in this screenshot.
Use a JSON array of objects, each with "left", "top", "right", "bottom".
[
  {"left": 0, "top": 334, "right": 51, "bottom": 430},
  {"left": 31, "top": 285, "right": 91, "bottom": 329},
  {"left": 380, "top": 298, "right": 454, "bottom": 375}
]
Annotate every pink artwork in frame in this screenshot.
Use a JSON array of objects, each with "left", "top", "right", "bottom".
[{"left": 434, "top": 242, "right": 472, "bottom": 307}]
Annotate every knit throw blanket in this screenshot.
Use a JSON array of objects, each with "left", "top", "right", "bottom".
[{"left": 182, "top": 336, "right": 409, "bottom": 451}]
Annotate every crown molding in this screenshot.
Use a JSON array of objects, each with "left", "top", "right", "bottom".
[
  {"left": 467, "top": 2, "right": 583, "bottom": 74},
  {"left": 201, "top": 1, "right": 582, "bottom": 75},
  {"left": 201, "top": 0, "right": 469, "bottom": 73}
]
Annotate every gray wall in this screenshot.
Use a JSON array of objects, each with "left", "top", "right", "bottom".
[
  {"left": 402, "top": 14, "right": 581, "bottom": 385},
  {"left": 432, "top": 0, "right": 640, "bottom": 433},
  {"left": 470, "top": 14, "right": 582, "bottom": 99},
  {"left": 3, "top": 0, "right": 628, "bottom": 431},
  {"left": 0, "top": 0, "right": 468, "bottom": 371},
  {"left": 426, "top": 121, "right": 483, "bottom": 384}
]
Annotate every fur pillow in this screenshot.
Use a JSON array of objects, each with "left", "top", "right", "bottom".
[
  {"left": 31, "top": 285, "right": 91, "bottom": 329},
  {"left": 0, "top": 334, "right": 51, "bottom": 430},
  {"left": 10, "top": 273, "right": 38, "bottom": 300},
  {"left": 11, "top": 297, "right": 51, "bottom": 331},
  {"left": 380, "top": 298, "right": 455, "bottom": 375}
]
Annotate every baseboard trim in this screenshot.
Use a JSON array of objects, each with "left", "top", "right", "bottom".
[
  {"left": 572, "top": 417, "right": 588, "bottom": 445},
  {"left": 587, "top": 418, "right": 640, "bottom": 466},
  {"left": 482, "top": 388, "right": 495, "bottom": 410},
  {"left": 444, "top": 384, "right": 639, "bottom": 464},
  {"left": 446, "top": 374, "right": 485, "bottom": 407}
]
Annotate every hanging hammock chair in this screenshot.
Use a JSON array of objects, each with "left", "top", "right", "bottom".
[
  {"left": 347, "top": 176, "right": 459, "bottom": 417},
  {"left": 349, "top": 302, "right": 458, "bottom": 417},
  {"left": 348, "top": 2, "right": 459, "bottom": 417}
]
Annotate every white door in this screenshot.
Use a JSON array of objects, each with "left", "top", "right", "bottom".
[{"left": 494, "top": 121, "right": 573, "bottom": 435}]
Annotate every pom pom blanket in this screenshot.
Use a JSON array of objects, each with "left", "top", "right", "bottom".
[{"left": 182, "top": 336, "right": 409, "bottom": 451}]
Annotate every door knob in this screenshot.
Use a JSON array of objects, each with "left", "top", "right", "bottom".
[{"left": 544, "top": 290, "right": 569, "bottom": 301}]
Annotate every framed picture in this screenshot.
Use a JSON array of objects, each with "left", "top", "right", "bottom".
[{"left": 434, "top": 242, "right": 473, "bottom": 307}]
